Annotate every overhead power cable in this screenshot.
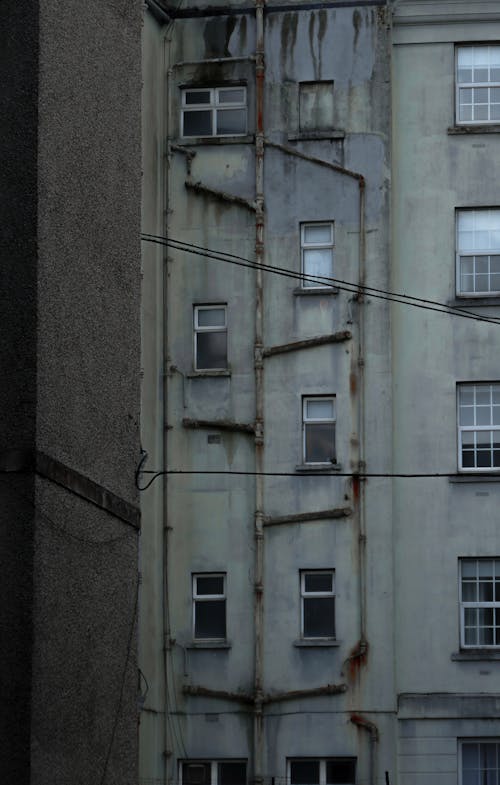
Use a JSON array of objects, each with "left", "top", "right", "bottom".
[
  {"left": 141, "top": 233, "right": 500, "bottom": 327},
  {"left": 137, "top": 468, "right": 478, "bottom": 491}
]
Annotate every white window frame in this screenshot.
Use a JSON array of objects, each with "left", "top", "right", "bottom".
[
  {"left": 192, "top": 573, "right": 227, "bottom": 641},
  {"left": 181, "top": 86, "right": 247, "bottom": 138},
  {"left": 287, "top": 758, "right": 356, "bottom": 785},
  {"left": 302, "top": 396, "right": 336, "bottom": 465},
  {"left": 459, "top": 559, "right": 500, "bottom": 649},
  {"left": 300, "top": 222, "right": 335, "bottom": 288},
  {"left": 300, "top": 570, "right": 336, "bottom": 640},
  {"left": 459, "top": 739, "right": 500, "bottom": 785},
  {"left": 456, "top": 46, "right": 500, "bottom": 125},
  {"left": 180, "top": 760, "right": 247, "bottom": 785},
  {"left": 457, "top": 383, "right": 500, "bottom": 472},
  {"left": 193, "top": 304, "right": 228, "bottom": 371},
  {"left": 456, "top": 209, "right": 500, "bottom": 297}
]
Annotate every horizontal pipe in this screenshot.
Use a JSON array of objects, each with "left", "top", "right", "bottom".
[
  {"left": 264, "top": 683, "right": 347, "bottom": 704},
  {"left": 263, "top": 331, "right": 351, "bottom": 358},
  {"left": 265, "top": 140, "right": 365, "bottom": 184},
  {"left": 185, "top": 178, "right": 257, "bottom": 211},
  {"left": 182, "top": 418, "right": 255, "bottom": 434},
  {"left": 183, "top": 685, "right": 254, "bottom": 704},
  {"left": 264, "top": 507, "right": 352, "bottom": 527}
]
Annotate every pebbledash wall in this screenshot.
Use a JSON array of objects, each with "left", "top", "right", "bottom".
[
  {"left": 0, "top": 2, "right": 142, "bottom": 783},
  {"left": 141, "top": 1, "right": 500, "bottom": 784}
]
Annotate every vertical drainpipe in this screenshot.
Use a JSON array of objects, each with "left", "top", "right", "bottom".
[
  {"left": 253, "top": 2, "right": 265, "bottom": 784},
  {"left": 357, "top": 181, "right": 367, "bottom": 644}
]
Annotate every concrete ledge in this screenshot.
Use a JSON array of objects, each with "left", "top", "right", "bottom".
[
  {"left": 186, "top": 641, "right": 232, "bottom": 650},
  {"left": 293, "top": 287, "right": 339, "bottom": 296},
  {"left": 398, "top": 692, "right": 500, "bottom": 719},
  {"left": 186, "top": 370, "right": 231, "bottom": 378},
  {"left": 449, "top": 474, "right": 500, "bottom": 484},
  {"left": 448, "top": 296, "right": 500, "bottom": 308},
  {"left": 451, "top": 650, "right": 500, "bottom": 661},
  {"left": 448, "top": 124, "right": 500, "bottom": 135},
  {"left": 295, "top": 463, "right": 342, "bottom": 473},
  {"left": 294, "top": 639, "right": 341, "bottom": 648}
]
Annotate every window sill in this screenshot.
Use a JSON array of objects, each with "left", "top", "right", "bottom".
[
  {"left": 451, "top": 650, "right": 500, "bottom": 661},
  {"left": 186, "top": 641, "right": 232, "bottom": 650},
  {"left": 186, "top": 370, "right": 231, "bottom": 378},
  {"left": 448, "top": 125, "right": 500, "bottom": 135},
  {"left": 293, "top": 287, "right": 339, "bottom": 296},
  {"left": 449, "top": 474, "right": 500, "bottom": 484},
  {"left": 288, "top": 130, "right": 346, "bottom": 142},
  {"left": 295, "top": 463, "right": 342, "bottom": 474},
  {"left": 176, "top": 135, "right": 255, "bottom": 146},
  {"left": 449, "top": 296, "right": 500, "bottom": 308},
  {"left": 294, "top": 639, "right": 341, "bottom": 648}
]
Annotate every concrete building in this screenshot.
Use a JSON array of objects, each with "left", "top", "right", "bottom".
[
  {"left": 1, "top": 2, "right": 142, "bottom": 783},
  {"left": 141, "top": 1, "right": 500, "bottom": 784}
]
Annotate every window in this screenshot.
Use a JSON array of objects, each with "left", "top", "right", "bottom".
[
  {"left": 301, "top": 571, "right": 335, "bottom": 639},
  {"left": 460, "top": 559, "right": 500, "bottom": 648},
  {"left": 303, "top": 397, "right": 336, "bottom": 464},
  {"left": 459, "top": 740, "right": 500, "bottom": 785},
  {"left": 299, "top": 82, "right": 334, "bottom": 132},
  {"left": 301, "top": 223, "right": 334, "bottom": 288},
  {"left": 192, "top": 574, "right": 226, "bottom": 640},
  {"left": 181, "top": 87, "right": 247, "bottom": 138},
  {"left": 456, "top": 46, "right": 500, "bottom": 124},
  {"left": 457, "top": 209, "right": 500, "bottom": 296},
  {"left": 457, "top": 383, "right": 500, "bottom": 471},
  {"left": 181, "top": 761, "right": 246, "bottom": 785},
  {"left": 194, "top": 305, "right": 227, "bottom": 371},
  {"left": 289, "top": 758, "right": 356, "bottom": 785}
]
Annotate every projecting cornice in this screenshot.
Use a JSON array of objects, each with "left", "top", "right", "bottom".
[{"left": 392, "top": 0, "right": 500, "bottom": 25}]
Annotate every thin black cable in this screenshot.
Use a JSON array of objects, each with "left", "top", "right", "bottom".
[
  {"left": 136, "top": 469, "right": 477, "bottom": 491},
  {"left": 142, "top": 233, "right": 500, "bottom": 327},
  {"left": 99, "top": 577, "right": 139, "bottom": 785}
]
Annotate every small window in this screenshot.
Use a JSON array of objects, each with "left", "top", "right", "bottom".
[
  {"left": 181, "top": 761, "right": 246, "bottom": 785},
  {"left": 299, "top": 81, "right": 334, "bottom": 132},
  {"left": 456, "top": 46, "right": 500, "bottom": 124},
  {"left": 460, "top": 559, "right": 500, "bottom": 648},
  {"left": 289, "top": 758, "right": 356, "bottom": 785},
  {"left": 301, "top": 571, "right": 335, "bottom": 639},
  {"left": 457, "top": 383, "right": 500, "bottom": 471},
  {"left": 303, "top": 397, "right": 336, "bottom": 464},
  {"left": 457, "top": 209, "right": 500, "bottom": 296},
  {"left": 459, "top": 739, "right": 500, "bottom": 785},
  {"left": 194, "top": 305, "right": 227, "bottom": 371},
  {"left": 181, "top": 87, "right": 247, "bottom": 138},
  {"left": 301, "top": 223, "right": 335, "bottom": 288},
  {"left": 193, "top": 573, "right": 226, "bottom": 640}
]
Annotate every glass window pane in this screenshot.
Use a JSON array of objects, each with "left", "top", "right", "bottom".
[
  {"left": 197, "top": 308, "right": 226, "bottom": 328},
  {"left": 184, "top": 110, "right": 212, "bottom": 136},
  {"left": 304, "top": 573, "right": 333, "bottom": 593},
  {"left": 476, "top": 406, "right": 492, "bottom": 426},
  {"left": 183, "top": 763, "right": 211, "bottom": 785},
  {"left": 196, "top": 575, "right": 224, "bottom": 595},
  {"left": 462, "top": 560, "right": 477, "bottom": 578},
  {"left": 306, "top": 400, "right": 334, "bottom": 419},
  {"left": 458, "top": 69, "right": 473, "bottom": 83},
  {"left": 196, "top": 332, "right": 228, "bottom": 370},
  {"left": 479, "top": 561, "right": 494, "bottom": 578},
  {"left": 195, "top": 599, "right": 226, "bottom": 638},
  {"left": 185, "top": 91, "right": 211, "bottom": 105},
  {"left": 305, "top": 423, "right": 336, "bottom": 463},
  {"left": 462, "top": 581, "right": 477, "bottom": 602},
  {"left": 326, "top": 760, "right": 356, "bottom": 785},
  {"left": 303, "top": 248, "right": 333, "bottom": 281},
  {"left": 460, "top": 407, "right": 475, "bottom": 426},
  {"left": 218, "top": 88, "right": 245, "bottom": 104},
  {"left": 304, "top": 224, "right": 333, "bottom": 244},
  {"left": 216, "top": 108, "right": 246, "bottom": 135},
  {"left": 475, "top": 105, "right": 489, "bottom": 121},
  {"left": 460, "top": 387, "right": 475, "bottom": 404},
  {"left": 458, "top": 48, "right": 474, "bottom": 67},
  {"left": 290, "top": 762, "right": 320, "bottom": 785},
  {"left": 304, "top": 597, "right": 335, "bottom": 637},
  {"left": 219, "top": 763, "right": 246, "bottom": 785}
]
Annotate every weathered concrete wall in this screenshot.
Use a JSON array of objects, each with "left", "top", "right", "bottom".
[
  {"left": 392, "top": 2, "right": 500, "bottom": 782},
  {"left": 142, "top": 3, "right": 394, "bottom": 784},
  {"left": 0, "top": 1, "right": 142, "bottom": 783}
]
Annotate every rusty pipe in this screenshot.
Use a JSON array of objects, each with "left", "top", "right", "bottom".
[{"left": 350, "top": 713, "right": 378, "bottom": 785}]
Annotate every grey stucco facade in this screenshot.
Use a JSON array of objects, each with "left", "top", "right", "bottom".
[
  {"left": 1, "top": 2, "right": 142, "bottom": 783},
  {"left": 141, "top": 1, "right": 500, "bottom": 784}
]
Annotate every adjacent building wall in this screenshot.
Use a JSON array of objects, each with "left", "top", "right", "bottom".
[{"left": 0, "top": 2, "right": 142, "bottom": 783}]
